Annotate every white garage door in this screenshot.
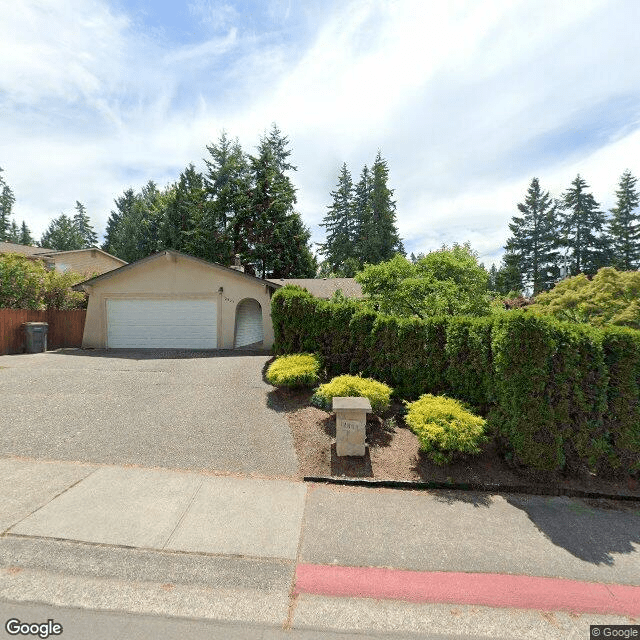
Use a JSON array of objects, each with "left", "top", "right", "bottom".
[
  {"left": 234, "top": 299, "right": 263, "bottom": 347},
  {"left": 107, "top": 299, "right": 217, "bottom": 348}
]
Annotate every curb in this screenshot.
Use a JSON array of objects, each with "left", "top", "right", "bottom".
[{"left": 303, "top": 476, "right": 640, "bottom": 502}]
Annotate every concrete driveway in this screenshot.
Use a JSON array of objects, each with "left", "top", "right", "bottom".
[{"left": 0, "top": 349, "right": 298, "bottom": 478}]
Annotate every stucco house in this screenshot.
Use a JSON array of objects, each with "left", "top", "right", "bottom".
[
  {"left": 73, "top": 250, "right": 281, "bottom": 350},
  {"left": 0, "top": 242, "right": 126, "bottom": 275}
]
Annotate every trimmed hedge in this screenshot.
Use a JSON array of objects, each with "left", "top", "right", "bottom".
[{"left": 271, "top": 287, "right": 640, "bottom": 477}]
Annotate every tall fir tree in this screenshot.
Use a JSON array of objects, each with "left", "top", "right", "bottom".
[
  {"left": 40, "top": 213, "right": 84, "bottom": 251},
  {"left": 19, "top": 221, "right": 34, "bottom": 245},
  {"left": 507, "top": 178, "right": 560, "bottom": 294},
  {"left": 202, "top": 132, "right": 249, "bottom": 264},
  {"left": 243, "top": 125, "right": 315, "bottom": 278},
  {"left": 101, "top": 188, "right": 139, "bottom": 261},
  {"left": 0, "top": 167, "right": 16, "bottom": 242},
  {"left": 494, "top": 247, "right": 523, "bottom": 295},
  {"left": 318, "top": 163, "right": 357, "bottom": 276},
  {"left": 7, "top": 220, "right": 20, "bottom": 243},
  {"left": 160, "top": 165, "right": 206, "bottom": 254},
  {"left": 73, "top": 201, "right": 98, "bottom": 248},
  {"left": 607, "top": 170, "right": 640, "bottom": 270},
  {"left": 559, "top": 175, "right": 608, "bottom": 275}
]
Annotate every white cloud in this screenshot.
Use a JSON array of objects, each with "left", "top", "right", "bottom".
[{"left": 2, "top": 0, "right": 639, "bottom": 263}]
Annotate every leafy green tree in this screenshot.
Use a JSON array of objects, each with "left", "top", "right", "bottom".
[
  {"left": 19, "top": 221, "right": 34, "bottom": 245},
  {"left": 39, "top": 213, "right": 84, "bottom": 251},
  {"left": 607, "top": 170, "right": 640, "bottom": 270},
  {"left": 73, "top": 201, "right": 98, "bottom": 248},
  {"left": 0, "top": 167, "right": 16, "bottom": 242},
  {"left": 530, "top": 267, "right": 640, "bottom": 329},
  {"left": 507, "top": 178, "right": 560, "bottom": 293},
  {"left": 559, "top": 175, "right": 608, "bottom": 275},
  {"left": 318, "top": 163, "right": 357, "bottom": 276},
  {"left": 355, "top": 243, "right": 491, "bottom": 318}
]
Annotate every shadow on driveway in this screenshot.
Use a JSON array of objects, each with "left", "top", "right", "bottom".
[{"left": 51, "top": 347, "right": 273, "bottom": 360}]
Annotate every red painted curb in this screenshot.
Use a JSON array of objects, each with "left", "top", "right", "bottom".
[{"left": 295, "top": 564, "right": 640, "bottom": 616}]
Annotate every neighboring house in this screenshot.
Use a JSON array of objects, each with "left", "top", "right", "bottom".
[
  {"left": 266, "top": 277, "right": 363, "bottom": 299},
  {"left": 73, "top": 250, "right": 281, "bottom": 350},
  {"left": 0, "top": 242, "right": 126, "bottom": 276}
]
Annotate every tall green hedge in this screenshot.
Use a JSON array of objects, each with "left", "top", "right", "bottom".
[{"left": 271, "top": 286, "right": 640, "bottom": 477}]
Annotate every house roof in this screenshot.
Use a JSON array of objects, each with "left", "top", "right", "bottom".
[
  {"left": 37, "top": 247, "right": 127, "bottom": 264},
  {"left": 0, "top": 241, "right": 52, "bottom": 257},
  {"left": 72, "top": 250, "right": 282, "bottom": 291},
  {"left": 266, "top": 277, "right": 364, "bottom": 299}
]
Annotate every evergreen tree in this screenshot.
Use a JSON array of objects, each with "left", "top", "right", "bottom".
[
  {"left": 101, "top": 189, "right": 139, "bottom": 261},
  {"left": 352, "top": 164, "right": 372, "bottom": 265},
  {"left": 559, "top": 175, "right": 608, "bottom": 275},
  {"left": 0, "top": 167, "right": 16, "bottom": 242},
  {"left": 243, "top": 125, "right": 315, "bottom": 278},
  {"left": 494, "top": 248, "right": 523, "bottom": 295},
  {"left": 73, "top": 201, "right": 98, "bottom": 248},
  {"left": 202, "top": 132, "right": 249, "bottom": 264},
  {"left": 488, "top": 263, "right": 498, "bottom": 290},
  {"left": 137, "top": 180, "right": 167, "bottom": 257},
  {"left": 507, "top": 178, "right": 560, "bottom": 294},
  {"left": 318, "top": 163, "right": 357, "bottom": 276},
  {"left": 7, "top": 220, "right": 20, "bottom": 243},
  {"left": 607, "top": 170, "right": 640, "bottom": 270},
  {"left": 39, "top": 213, "right": 84, "bottom": 251},
  {"left": 19, "top": 221, "right": 34, "bottom": 245},
  {"left": 160, "top": 165, "right": 205, "bottom": 254}
]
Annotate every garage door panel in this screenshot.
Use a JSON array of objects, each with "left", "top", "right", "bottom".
[{"left": 107, "top": 299, "right": 217, "bottom": 348}]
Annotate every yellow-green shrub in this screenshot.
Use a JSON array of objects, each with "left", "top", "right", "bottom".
[
  {"left": 405, "top": 394, "right": 488, "bottom": 465},
  {"left": 311, "top": 375, "right": 392, "bottom": 413},
  {"left": 266, "top": 354, "right": 321, "bottom": 388}
]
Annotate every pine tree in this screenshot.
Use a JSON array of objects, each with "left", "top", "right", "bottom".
[
  {"left": 507, "top": 178, "right": 560, "bottom": 294},
  {"left": 494, "top": 247, "right": 523, "bottom": 295},
  {"left": 40, "top": 213, "right": 84, "bottom": 251},
  {"left": 559, "top": 175, "right": 608, "bottom": 275},
  {"left": 7, "top": 220, "right": 20, "bottom": 243},
  {"left": 101, "top": 189, "right": 139, "bottom": 261},
  {"left": 244, "top": 125, "right": 315, "bottom": 278},
  {"left": 0, "top": 167, "right": 16, "bottom": 242},
  {"left": 352, "top": 165, "right": 372, "bottom": 266},
  {"left": 202, "top": 132, "right": 249, "bottom": 264},
  {"left": 19, "top": 221, "right": 34, "bottom": 245},
  {"left": 608, "top": 170, "right": 640, "bottom": 270},
  {"left": 318, "top": 163, "right": 357, "bottom": 276},
  {"left": 160, "top": 165, "right": 205, "bottom": 254},
  {"left": 73, "top": 201, "right": 98, "bottom": 248}
]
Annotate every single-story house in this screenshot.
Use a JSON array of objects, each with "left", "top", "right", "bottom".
[
  {"left": 0, "top": 242, "right": 126, "bottom": 276},
  {"left": 73, "top": 250, "right": 281, "bottom": 350}
]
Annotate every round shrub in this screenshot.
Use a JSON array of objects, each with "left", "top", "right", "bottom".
[
  {"left": 311, "top": 375, "right": 392, "bottom": 414},
  {"left": 405, "top": 394, "right": 488, "bottom": 465},
  {"left": 266, "top": 354, "right": 321, "bottom": 388}
]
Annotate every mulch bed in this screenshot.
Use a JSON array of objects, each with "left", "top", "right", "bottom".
[{"left": 269, "top": 387, "right": 640, "bottom": 504}]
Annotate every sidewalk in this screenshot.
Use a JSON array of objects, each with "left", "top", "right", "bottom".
[{"left": 1, "top": 457, "right": 639, "bottom": 638}]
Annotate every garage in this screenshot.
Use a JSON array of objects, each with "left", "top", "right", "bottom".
[{"left": 107, "top": 299, "right": 217, "bottom": 349}]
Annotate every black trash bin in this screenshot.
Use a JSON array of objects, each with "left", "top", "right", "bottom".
[{"left": 24, "top": 322, "right": 48, "bottom": 353}]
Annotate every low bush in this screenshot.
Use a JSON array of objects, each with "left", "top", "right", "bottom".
[
  {"left": 311, "top": 374, "right": 392, "bottom": 414},
  {"left": 405, "top": 394, "right": 488, "bottom": 465},
  {"left": 266, "top": 354, "right": 321, "bottom": 388}
]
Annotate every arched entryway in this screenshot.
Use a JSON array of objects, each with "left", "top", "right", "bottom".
[{"left": 234, "top": 298, "right": 264, "bottom": 348}]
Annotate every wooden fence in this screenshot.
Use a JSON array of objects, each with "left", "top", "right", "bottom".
[{"left": 0, "top": 309, "right": 86, "bottom": 355}]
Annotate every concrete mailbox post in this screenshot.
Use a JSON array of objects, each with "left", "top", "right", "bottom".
[{"left": 333, "top": 396, "right": 371, "bottom": 457}]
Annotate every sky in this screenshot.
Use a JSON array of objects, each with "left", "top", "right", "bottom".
[{"left": 2, "top": 0, "right": 640, "bottom": 268}]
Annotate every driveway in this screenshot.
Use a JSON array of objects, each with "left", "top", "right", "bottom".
[{"left": 0, "top": 349, "right": 298, "bottom": 477}]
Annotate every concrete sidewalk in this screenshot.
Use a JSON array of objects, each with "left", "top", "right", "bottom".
[{"left": 1, "top": 457, "right": 639, "bottom": 638}]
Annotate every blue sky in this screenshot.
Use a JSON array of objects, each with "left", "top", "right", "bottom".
[{"left": 2, "top": 0, "right": 640, "bottom": 267}]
